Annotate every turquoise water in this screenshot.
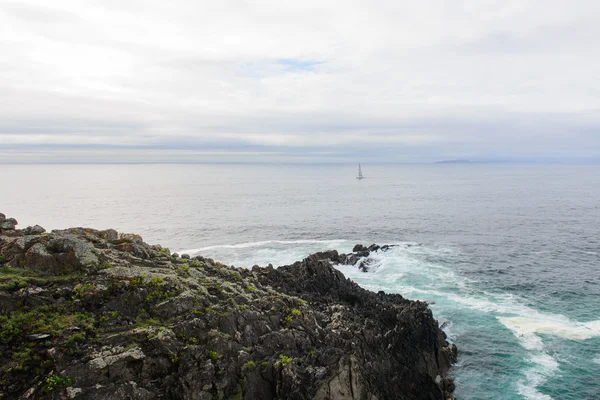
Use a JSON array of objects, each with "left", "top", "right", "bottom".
[{"left": 2, "top": 163, "right": 599, "bottom": 399}]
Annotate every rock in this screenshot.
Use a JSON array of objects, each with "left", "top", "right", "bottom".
[
  {"left": 352, "top": 244, "right": 368, "bottom": 252},
  {"left": 23, "top": 225, "right": 46, "bottom": 235},
  {"left": 23, "top": 242, "right": 57, "bottom": 272},
  {"left": 0, "top": 216, "right": 456, "bottom": 400},
  {"left": 0, "top": 217, "right": 18, "bottom": 230},
  {"left": 0, "top": 213, "right": 5, "bottom": 223}
]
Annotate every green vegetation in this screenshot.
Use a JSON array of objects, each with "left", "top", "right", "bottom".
[
  {"left": 0, "top": 306, "right": 96, "bottom": 345},
  {"left": 242, "top": 360, "right": 256, "bottom": 370},
  {"left": 73, "top": 283, "right": 95, "bottom": 299},
  {"left": 279, "top": 354, "right": 292, "bottom": 366},
  {"left": 43, "top": 371, "right": 72, "bottom": 393},
  {"left": 149, "top": 276, "right": 164, "bottom": 286},
  {"left": 208, "top": 351, "right": 219, "bottom": 361},
  {"left": 64, "top": 333, "right": 85, "bottom": 348},
  {"left": 0, "top": 266, "right": 77, "bottom": 292},
  {"left": 284, "top": 308, "right": 301, "bottom": 324}
]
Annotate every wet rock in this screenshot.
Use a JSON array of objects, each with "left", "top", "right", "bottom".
[{"left": 352, "top": 244, "right": 368, "bottom": 252}]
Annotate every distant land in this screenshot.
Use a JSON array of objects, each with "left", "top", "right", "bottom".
[{"left": 434, "top": 159, "right": 473, "bottom": 164}]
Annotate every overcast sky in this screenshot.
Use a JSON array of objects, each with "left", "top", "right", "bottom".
[{"left": 1, "top": 0, "right": 599, "bottom": 163}]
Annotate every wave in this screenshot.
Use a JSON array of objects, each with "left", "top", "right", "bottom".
[
  {"left": 498, "top": 316, "right": 600, "bottom": 342},
  {"left": 179, "top": 239, "right": 350, "bottom": 254}
]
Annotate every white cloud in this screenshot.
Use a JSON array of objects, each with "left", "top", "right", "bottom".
[{"left": 1, "top": 0, "right": 599, "bottom": 162}]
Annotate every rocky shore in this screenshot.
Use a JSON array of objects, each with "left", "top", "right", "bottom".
[{"left": 0, "top": 213, "right": 457, "bottom": 400}]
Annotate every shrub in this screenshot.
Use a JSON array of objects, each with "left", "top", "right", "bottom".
[{"left": 43, "top": 371, "right": 72, "bottom": 392}]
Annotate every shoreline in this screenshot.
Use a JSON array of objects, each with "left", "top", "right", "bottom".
[{"left": 0, "top": 212, "right": 456, "bottom": 399}]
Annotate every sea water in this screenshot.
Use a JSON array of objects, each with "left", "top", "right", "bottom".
[{"left": 2, "top": 163, "right": 599, "bottom": 399}]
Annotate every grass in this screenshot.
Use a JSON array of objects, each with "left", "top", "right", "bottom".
[{"left": 0, "top": 266, "right": 78, "bottom": 292}]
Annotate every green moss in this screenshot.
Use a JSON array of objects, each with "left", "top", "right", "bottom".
[
  {"left": 242, "top": 360, "right": 256, "bottom": 370},
  {"left": 290, "top": 308, "right": 301, "bottom": 317},
  {"left": 43, "top": 371, "right": 72, "bottom": 393},
  {"left": 149, "top": 277, "right": 164, "bottom": 287},
  {"left": 189, "top": 260, "right": 201, "bottom": 268},
  {"left": 0, "top": 306, "right": 96, "bottom": 345},
  {"left": 100, "top": 261, "right": 113, "bottom": 269},
  {"left": 279, "top": 354, "right": 292, "bottom": 366},
  {"left": 245, "top": 285, "right": 256, "bottom": 292},
  {"left": 73, "top": 283, "right": 95, "bottom": 298},
  {"left": 208, "top": 351, "right": 219, "bottom": 361},
  {"left": 110, "top": 311, "right": 119, "bottom": 318},
  {"left": 64, "top": 333, "right": 85, "bottom": 348},
  {"left": 0, "top": 266, "right": 77, "bottom": 291}
]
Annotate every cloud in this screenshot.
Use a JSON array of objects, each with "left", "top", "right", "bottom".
[{"left": 0, "top": 0, "right": 599, "bottom": 163}]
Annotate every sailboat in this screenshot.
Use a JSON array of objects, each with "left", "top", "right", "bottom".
[{"left": 356, "top": 163, "right": 365, "bottom": 180}]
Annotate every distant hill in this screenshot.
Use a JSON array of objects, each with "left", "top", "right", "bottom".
[{"left": 434, "top": 159, "right": 473, "bottom": 164}]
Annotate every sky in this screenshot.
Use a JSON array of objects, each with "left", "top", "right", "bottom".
[{"left": 1, "top": 0, "right": 599, "bottom": 163}]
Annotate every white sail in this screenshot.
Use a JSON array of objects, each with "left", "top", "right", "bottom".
[{"left": 357, "top": 164, "right": 364, "bottom": 179}]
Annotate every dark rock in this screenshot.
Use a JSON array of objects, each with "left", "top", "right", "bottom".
[
  {"left": 23, "top": 225, "right": 46, "bottom": 235},
  {"left": 368, "top": 243, "right": 380, "bottom": 252},
  {"left": 0, "top": 217, "right": 18, "bottom": 230},
  {"left": 0, "top": 213, "right": 5, "bottom": 223},
  {"left": 0, "top": 218, "right": 456, "bottom": 400},
  {"left": 352, "top": 244, "right": 368, "bottom": 252}
]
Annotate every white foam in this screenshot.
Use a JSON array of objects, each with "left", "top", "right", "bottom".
[
  {"left": 179, "top": 239, "right": 350, "bottom": 254},
  {"left": 499, "top": 316, "right": 600, "bottom": 341}
]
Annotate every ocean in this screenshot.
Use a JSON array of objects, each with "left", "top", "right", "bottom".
[{"left": 2, "top": 163, "right": 599, "bottom": 399}]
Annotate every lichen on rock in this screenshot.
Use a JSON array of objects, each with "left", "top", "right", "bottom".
[{"left": 0, "top": 213, "right": 457, "bottom": 399}]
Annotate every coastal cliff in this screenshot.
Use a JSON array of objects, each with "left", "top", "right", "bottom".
[{"left": 0, "top": 213, "right": 456, "bottom": 400}]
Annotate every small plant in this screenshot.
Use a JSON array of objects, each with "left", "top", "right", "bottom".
[
  {"left": 242, "top": 360, "right": 256, "bottom": 370},
  {"left": 0, "top": 255, "right": 6, "bottom": 265},
  {"left": 43, "top": 371, "right": 72, "bottom": 393},
  {"left": 100, "top": 261, "right": 113, "bottom": 269},
  {"left": 208, "top": 351, "right": 219, "bottom": 361},
  {"left": 290, "top": 308, "right": 301, "bottom": 317},
  {"left": 73, "top": 283, "right": 95, "bottom": 298},
  {"left": 64, "top": 333, "right": 85, "bottom": 348},
  {"left": 189, "top": 337, "right": 197, "bottom": 344},
  {"left": 149, "top": 277, "right": 164, "bottom": 287},
  {"left": 110, "top": 311, "right": 119, "bottom": 318},
  {"left": 245, "top": 285, "right": 256, "bottom": 292},
  {"left": 279, "top": 354, "right": 292, "bottom": 366}
]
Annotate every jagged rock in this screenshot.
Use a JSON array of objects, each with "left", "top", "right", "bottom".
[
  {"left": 352, "top": 244, "right": 368, "bottom": 252},
  {"left": 0, "top": 214, "right": 456, "bottom": 400}
]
